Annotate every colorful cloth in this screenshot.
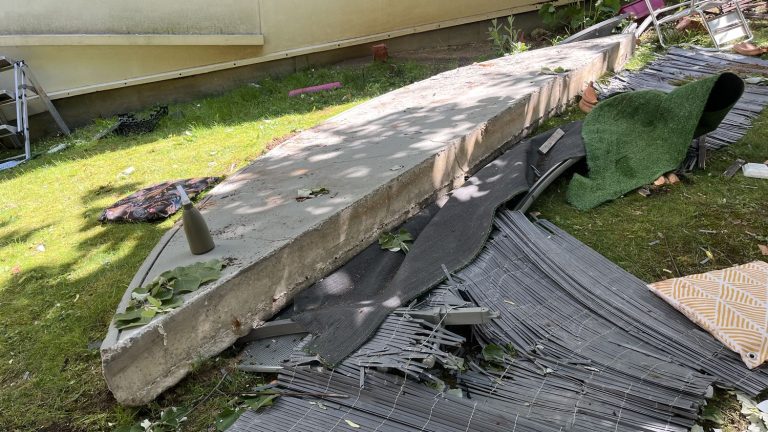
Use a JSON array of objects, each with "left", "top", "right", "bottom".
[
  {"left": 648, "top": 261, "right": 768, "bottom": 369},
  {"left": 99, "top": 177, "right": 220, "bottom": 223}
]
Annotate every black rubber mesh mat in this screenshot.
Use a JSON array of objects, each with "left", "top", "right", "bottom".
[
  {"left": 297, "top": 122, "right": 586, "bottom": 365},
  {"left": 455, "top": 210, "right": 768, "bottom": 394},
  {"left": 231, "top": 313, "right": 558, "bottom": 432},
  {"left": 292, "top": 203, "right": 440, "bottom": 315},
  {"left": 231, "top": 211, "right": 768, "bottom": 432},
  {"left": 230, "top": 364, "right": 560, "bottom": 432}
]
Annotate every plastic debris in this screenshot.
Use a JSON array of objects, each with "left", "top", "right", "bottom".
[
  {"left": 288, "top": 82, "right": 342, "bottom": 97},
  {"left": 743, "top": 162, "right": 768, "bottom": 179}
]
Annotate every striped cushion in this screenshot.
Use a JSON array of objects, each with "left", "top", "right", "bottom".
[{"left": 648, "top": 261, "right": 768, "bottom": 369}]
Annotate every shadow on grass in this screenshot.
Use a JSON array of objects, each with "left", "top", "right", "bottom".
[
  {"left": 0, "top": 223, "right": 53, "bottom": 250},
  {"left": 0, "top": 210, "right": 170, "bottom": 429}
]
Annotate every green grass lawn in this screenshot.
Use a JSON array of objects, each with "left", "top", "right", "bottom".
[
  {"left": 2, "top": 26, "right": 768, "bottom": 431},
  {"left": 533, "top": 108, "right": 768, "bottom": 283},
  {"left": 0, "top": 61, "right": 453, "bottom": 431},
  {"left": 531, "top": 25, "right": 768, "bottom": 430}
]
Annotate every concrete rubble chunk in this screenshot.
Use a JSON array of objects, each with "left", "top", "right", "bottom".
[{"left": 101, "top": 34, "right": 635, "bottom": 406}]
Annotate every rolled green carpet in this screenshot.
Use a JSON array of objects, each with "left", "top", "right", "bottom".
[{"left": 567, "top": 72, "right": 743, "bottom": 210}]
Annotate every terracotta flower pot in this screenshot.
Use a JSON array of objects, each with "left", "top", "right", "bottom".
[
  {"left": 579, "top": 82, "right": 599, "bottom": 113},
  {"left": 734, "top": 42, "right": 768, "bottom": 57},
  {"left": 372, "top": 44, "right": 389, "bottom": 62}
]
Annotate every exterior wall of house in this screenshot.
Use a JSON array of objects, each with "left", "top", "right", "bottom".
[
  {"left": 1, "top": 0, "right": 261, "bottom": 35},
  {"left": 0, "top": 0, "right": 561, "bottom": 101}
]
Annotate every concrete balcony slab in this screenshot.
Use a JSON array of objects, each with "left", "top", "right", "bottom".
[{"left": 101, "top": 34, "right": 634, "bottom": 406}]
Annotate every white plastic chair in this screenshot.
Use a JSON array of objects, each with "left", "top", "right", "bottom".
[{"left": 644, "top": 0, "right": 753, "bottom": 50}]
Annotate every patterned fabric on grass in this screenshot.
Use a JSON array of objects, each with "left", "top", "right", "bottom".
[
  {"left": 648, "top": 261, "right": 768, "bottom": 369},
  {"left": 99, "top": 177, "right": 220, "bottom": 223}
]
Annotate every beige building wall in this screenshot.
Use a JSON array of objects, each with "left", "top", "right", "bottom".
[
  {"left": 0, "top": 0, "right": 560, "bottom": 101},
  {"left": 1, "top": 0, "right": 261, "bottom": 34}
]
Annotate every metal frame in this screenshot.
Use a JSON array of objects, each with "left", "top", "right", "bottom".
[
  {"left": 644, "top": 0, "right": 752, "bottom": 50},
  {"left": 0, "top": 57, "right": 70, "bottom": 166},
  {"left": 695, "top": 0, "right": 753, "bottom": 50}
]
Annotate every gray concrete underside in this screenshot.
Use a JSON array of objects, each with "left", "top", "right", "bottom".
[{"left": 101, "top": 34, "right": 634, "bottom": 406}]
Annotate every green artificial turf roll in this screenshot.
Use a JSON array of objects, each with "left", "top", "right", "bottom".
[{"left": 567, "top": 72, "right": 744, "bottom": 210}]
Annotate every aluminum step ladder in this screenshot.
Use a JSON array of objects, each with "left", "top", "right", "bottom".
[
  {"left": 0, "top": 56, "right": 70, "bottom": 166},
  {"left": 644, "top": 0, "right": 753, "bottom": 50}
]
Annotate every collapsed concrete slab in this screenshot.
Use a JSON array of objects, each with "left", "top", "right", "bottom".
[{"left": 101, "top": 34, "right": 634, "bottom": 406}]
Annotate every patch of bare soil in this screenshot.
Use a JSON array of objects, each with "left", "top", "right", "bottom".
[{"left": 394, "top": 42, "right": 496, "bottom": 67}]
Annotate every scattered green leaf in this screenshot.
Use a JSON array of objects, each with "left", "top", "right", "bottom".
[
  {"left": 214, "top": 394, "right": 278, "bottom": 431},
  {"left": 378, "top": 228, "right": 413, "bottom": 253},
  {"left": 296, "top": 187, "right": 330, "bottom": 201},
  {"left": 113, "top": 259, "right": 224, "bottom": 329},
  {"left": 118, "top": 406, "right": 189, "bottom": 432},
  {"left": 172, "top": 274, "right": 203, "bottom": 294},
  {"left": 215, "top": 407, "right": 244, "bottom": 431},
  {"left": 147, "top": 296, "right": 162, "bottom": 308},
  {"left": 540, "top": 66, "right": 569, "bottom": 75},
  {"left": 482, "top": 344, "right": 506, "bottom": 363},
  {"left": 242, "top": 394, "right": 277, "bottom": 411}
]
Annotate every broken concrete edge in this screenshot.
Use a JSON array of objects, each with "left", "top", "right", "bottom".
[{"left": 101, "top": 34, "right": 635, "bottom": 406}]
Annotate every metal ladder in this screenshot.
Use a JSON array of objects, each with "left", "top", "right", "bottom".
[
  {"left": 0, "top": 56, "right": 70, "bottom": 166},
  {"left": 644, "top": 0, "right": 753, "bottom": 51}
]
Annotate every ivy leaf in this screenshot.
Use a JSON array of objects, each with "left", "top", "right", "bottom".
[
  {"left": 699, "top": 402, "right": 724, "bottom": 424},
  {"left": 378, "top": 229, "right": 413, "bottom": 253},
  {"left": 141, "top": 308, "right": 157, "bottom": 320},
  {"left": 172, "top": 274, "right": 203, "bottom": 294},
  {"left": 114, "top": 313, "right": 155, "bottom": 330},
  {"left": 114, "top": 260, "right": 224, "bottom": 330},
  {"left": 130, "top": 291, "right": 149, "bottom": 302},
  {"left": 242, "top": 394, "right": 277, "bottom": 411},
  {"left": 147, "top": 296, "right": 162, "bottom": 308},
  {"left": 154, "top": 286, "right": 174, "bottom": 301},
  {"left": 157, "top": 268, "right": 180, "bottom": 281},
  {"left": 114, "top": 309, "right": 144, "bottom": 323},
  {"left": 215, "top": 407, "right": 245, "bottom": 431},
  {"left": 296, "top": 187, "right": 329, "bottom": 201},
  {"left": 150, "top": 282, "right": 162, "bottom": 297},
  {"left": 133, "top": 284, "right": 151, "bottom": 295},
  {"left": 482, "top": 344, "right": 506, "bottom": 364},
  {"left": 160, "top": 295, "right": 184, "bottom": 310},
  {"left": 186, "top": 260, "right": 223, "bottom": 284}
]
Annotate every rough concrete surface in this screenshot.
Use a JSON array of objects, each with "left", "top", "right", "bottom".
[{"left": 101, "top": 34, "right": 634, "bottom": 406}]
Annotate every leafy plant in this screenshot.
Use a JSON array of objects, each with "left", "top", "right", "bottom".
[
  {"left": 113, "top": 259, "right": 224, "bottom": 329},
  {"left": 538, "top": 0, "right": 621, "bottom": 34},
  {"left": 116, "top": 406, "right": 190, "bottom": 432},
  {"left": 549, "top": 34, "right": 569, "bottom": 45},
  {"left": 214, "top": 394, "right": 278, "bottom": 431},
  {"left": 378, "top": 228, "right": 413, "bottom": 253},
  {"left": 481, "top": 343, "right": 517, "bottom": 367},
  {"left": 510, "top": 41, "right": 529, "bottom": 54},
  {"left": 488, "top": 16, "right": 530, "bottom": 56}
]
